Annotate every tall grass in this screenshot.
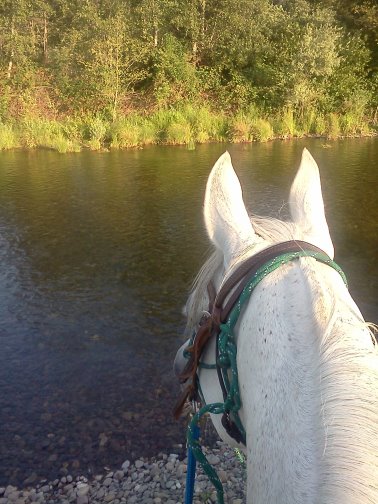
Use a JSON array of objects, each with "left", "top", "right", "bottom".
[
  {"left": 250, "top": 118, "right": 274, "bottom": 142},
  {"left": 313, "top": 115, "right": 327, "bottom": 136},
  {"left": 0, "top": 123, "right": 18, "bottom": 150},
  {"left": 273, "top": 108, "right": 297, "bottom": 137},
  {"left": 297, "top": 109, "right": 316, "bottom": 135},
  {"left": 82, "top": 116, "right": 108, "bottom": 150},
  {"left": 164, "top": 111, "right": 193, "bottom": 145},
  {"left": 340, "top": 112, "right": 371, "bottom": 136},
  {"left": 17, "top": 118, "right": 80, "bottom": 152},
  {"left": 229, "top": 113, "right": 251, "bottom": 142},
  {"left": 326, "top": 113, "right": 341, "bottom": 139},
  {"left": 0, "top": 105, "right": 374, "bottom": 153}
]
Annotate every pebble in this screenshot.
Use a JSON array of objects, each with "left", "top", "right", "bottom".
[
  {"left": 120, "top": 461, "right": 130, "bottom": 473},
  {"left": 207, "top": 454, "right": 220, "bottom": 465},
  {"left": 0, "top": 442, "right": 246, "bottom": 503}
]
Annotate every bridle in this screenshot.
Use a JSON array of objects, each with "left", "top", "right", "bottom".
[{"left": 174, "top": 239, "right": 348, "bottom": 443}]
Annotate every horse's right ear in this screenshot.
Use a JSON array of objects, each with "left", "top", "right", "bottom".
[
  {"left": 204, "top": 152, "right": 257, "bottom": 267},
  {"left": 289, "top": 148, "right": 334, "bottom": 258}
]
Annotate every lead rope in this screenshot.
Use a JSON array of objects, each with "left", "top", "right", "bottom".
[
  {"left": 185, "top": 414, "right": 199, "bottom": 504},
  {"left": 184, "top": 250, "right": 348, "bottom": 504}
]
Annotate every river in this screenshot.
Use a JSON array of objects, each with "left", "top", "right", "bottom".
[{"left": 0, "top": 138, "right": 377, "bottom": 486}]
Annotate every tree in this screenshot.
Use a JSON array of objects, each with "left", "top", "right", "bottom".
[
  {"left": 0, "top": 0, "right": 50, "bottom": 85},
  {"left": 49, "top": 1, "right": 149, "bottom": 116}
]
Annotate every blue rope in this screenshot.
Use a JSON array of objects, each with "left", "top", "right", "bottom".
[{"left": 185, "top": 423, "right": 200, "bottom": 504}]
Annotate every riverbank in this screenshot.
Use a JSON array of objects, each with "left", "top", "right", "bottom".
[
  {"left": 0, "top": 441, "right": 246, "bottom": 504},
  {"left": 0, "top": 106, "right": 376, "bottom": 153}
]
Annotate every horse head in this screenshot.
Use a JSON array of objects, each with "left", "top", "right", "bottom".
[{"left": 175, "top": 150, "right": 378, "bottom": 504}]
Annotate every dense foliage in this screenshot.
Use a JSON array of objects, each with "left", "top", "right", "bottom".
[{"left": 0, "top": 0, "right": 377, "bottom": 149}]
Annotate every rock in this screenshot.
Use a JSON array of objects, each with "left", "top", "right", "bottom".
[
  {"left": 15, "top": 498, "right": 27, "bottom": 504},
  {"left": 113, "top": 470, "right": 124, "bottom": 481},
  {"left": 7, "top": 492, "right": 20, "bottom": 502},
  {"left": 207, "top": 454, "right": 220, "bottom": 465},
  {"left": 4, "top": 486, "right": 18, "bottom": 498},
  {"left": 121, "top": 460, "right": 130, "bottom": 472},
  {"left": 76, "top": 483, "right": 89, "bottom": 496},
  {"left": 0, "top": 440, "right": 246, "bottom": 503},
  {"left": 95, "top": 488, "right": 105, "bottom": 499},
  {"left": 134, "top": 460, "right": 144, "bottom": 469},
  {"left": 76, "top": 495, "right": 88, "bottom": 504},
  {"left": 99, "top": 433, "right": 108, "bottom": 448},
  {"left": 63, "top": 484, "right": 74, "bottom": 494},
  {"left": 219, "top": 470, "right": 228, "bottom": 483}
]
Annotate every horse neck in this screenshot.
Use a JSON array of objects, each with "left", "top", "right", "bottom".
[{"left": 236, "top": 259, "right": 378, "bottom": 504}]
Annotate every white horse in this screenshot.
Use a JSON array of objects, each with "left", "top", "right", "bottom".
[{"left": 175, "top": 150, "right": 378, "bottom": 504}]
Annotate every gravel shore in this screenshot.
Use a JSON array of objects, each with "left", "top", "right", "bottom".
[{"left": 0, "top": 441, "right": 246, "bottom": 504}]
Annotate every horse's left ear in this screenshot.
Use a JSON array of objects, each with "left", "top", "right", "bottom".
[
  {"left": 204, "top": 152, "right": 257, "bottom": 267},
  {"left": 289, "top": 148, "right": 334, "bottom": 258}
]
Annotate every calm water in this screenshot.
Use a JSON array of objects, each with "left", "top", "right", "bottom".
[{"left": 0, "top": 138, "right": 377, "bottom": 486}]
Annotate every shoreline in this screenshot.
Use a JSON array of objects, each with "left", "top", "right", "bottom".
[
  {"left": 1, "top": 130, "right": 376, "bottom": 156},
  {"left": 0, "top": 106, "right": 376, "bottom": 154},
  {"left": 0, "top": 441, "right": 246, "bottom": 504}
]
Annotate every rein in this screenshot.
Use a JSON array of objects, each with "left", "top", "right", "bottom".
[{"left": 174, "top": 240, "right": 348, "bottom": 504}]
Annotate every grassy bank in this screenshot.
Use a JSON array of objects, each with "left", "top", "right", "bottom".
[{"left": 0, "top": 105, "right": 376, "bottom": 153}]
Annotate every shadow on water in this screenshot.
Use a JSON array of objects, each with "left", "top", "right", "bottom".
[{"left": 0, "top": 138, "right": 377, "bottom": 486}]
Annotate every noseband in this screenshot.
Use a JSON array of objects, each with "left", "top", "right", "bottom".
[{"left": 174, "top": 240, "right": 347, "bottom": 444}]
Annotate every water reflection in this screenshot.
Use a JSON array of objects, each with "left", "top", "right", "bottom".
[{"left": 0, "top": 139, "right": 376, "bottom": 485}]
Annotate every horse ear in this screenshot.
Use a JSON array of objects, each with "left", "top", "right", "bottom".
[
  {"left": 204, "top": 152, "right": 257, "bottom": 266},
  {"left": 289, "top": 148, "right": 334, "bottom": 258}
]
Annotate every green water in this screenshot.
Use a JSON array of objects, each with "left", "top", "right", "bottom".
[{"left": 0, "top": 138, "right": 376, "bottom": 485}]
